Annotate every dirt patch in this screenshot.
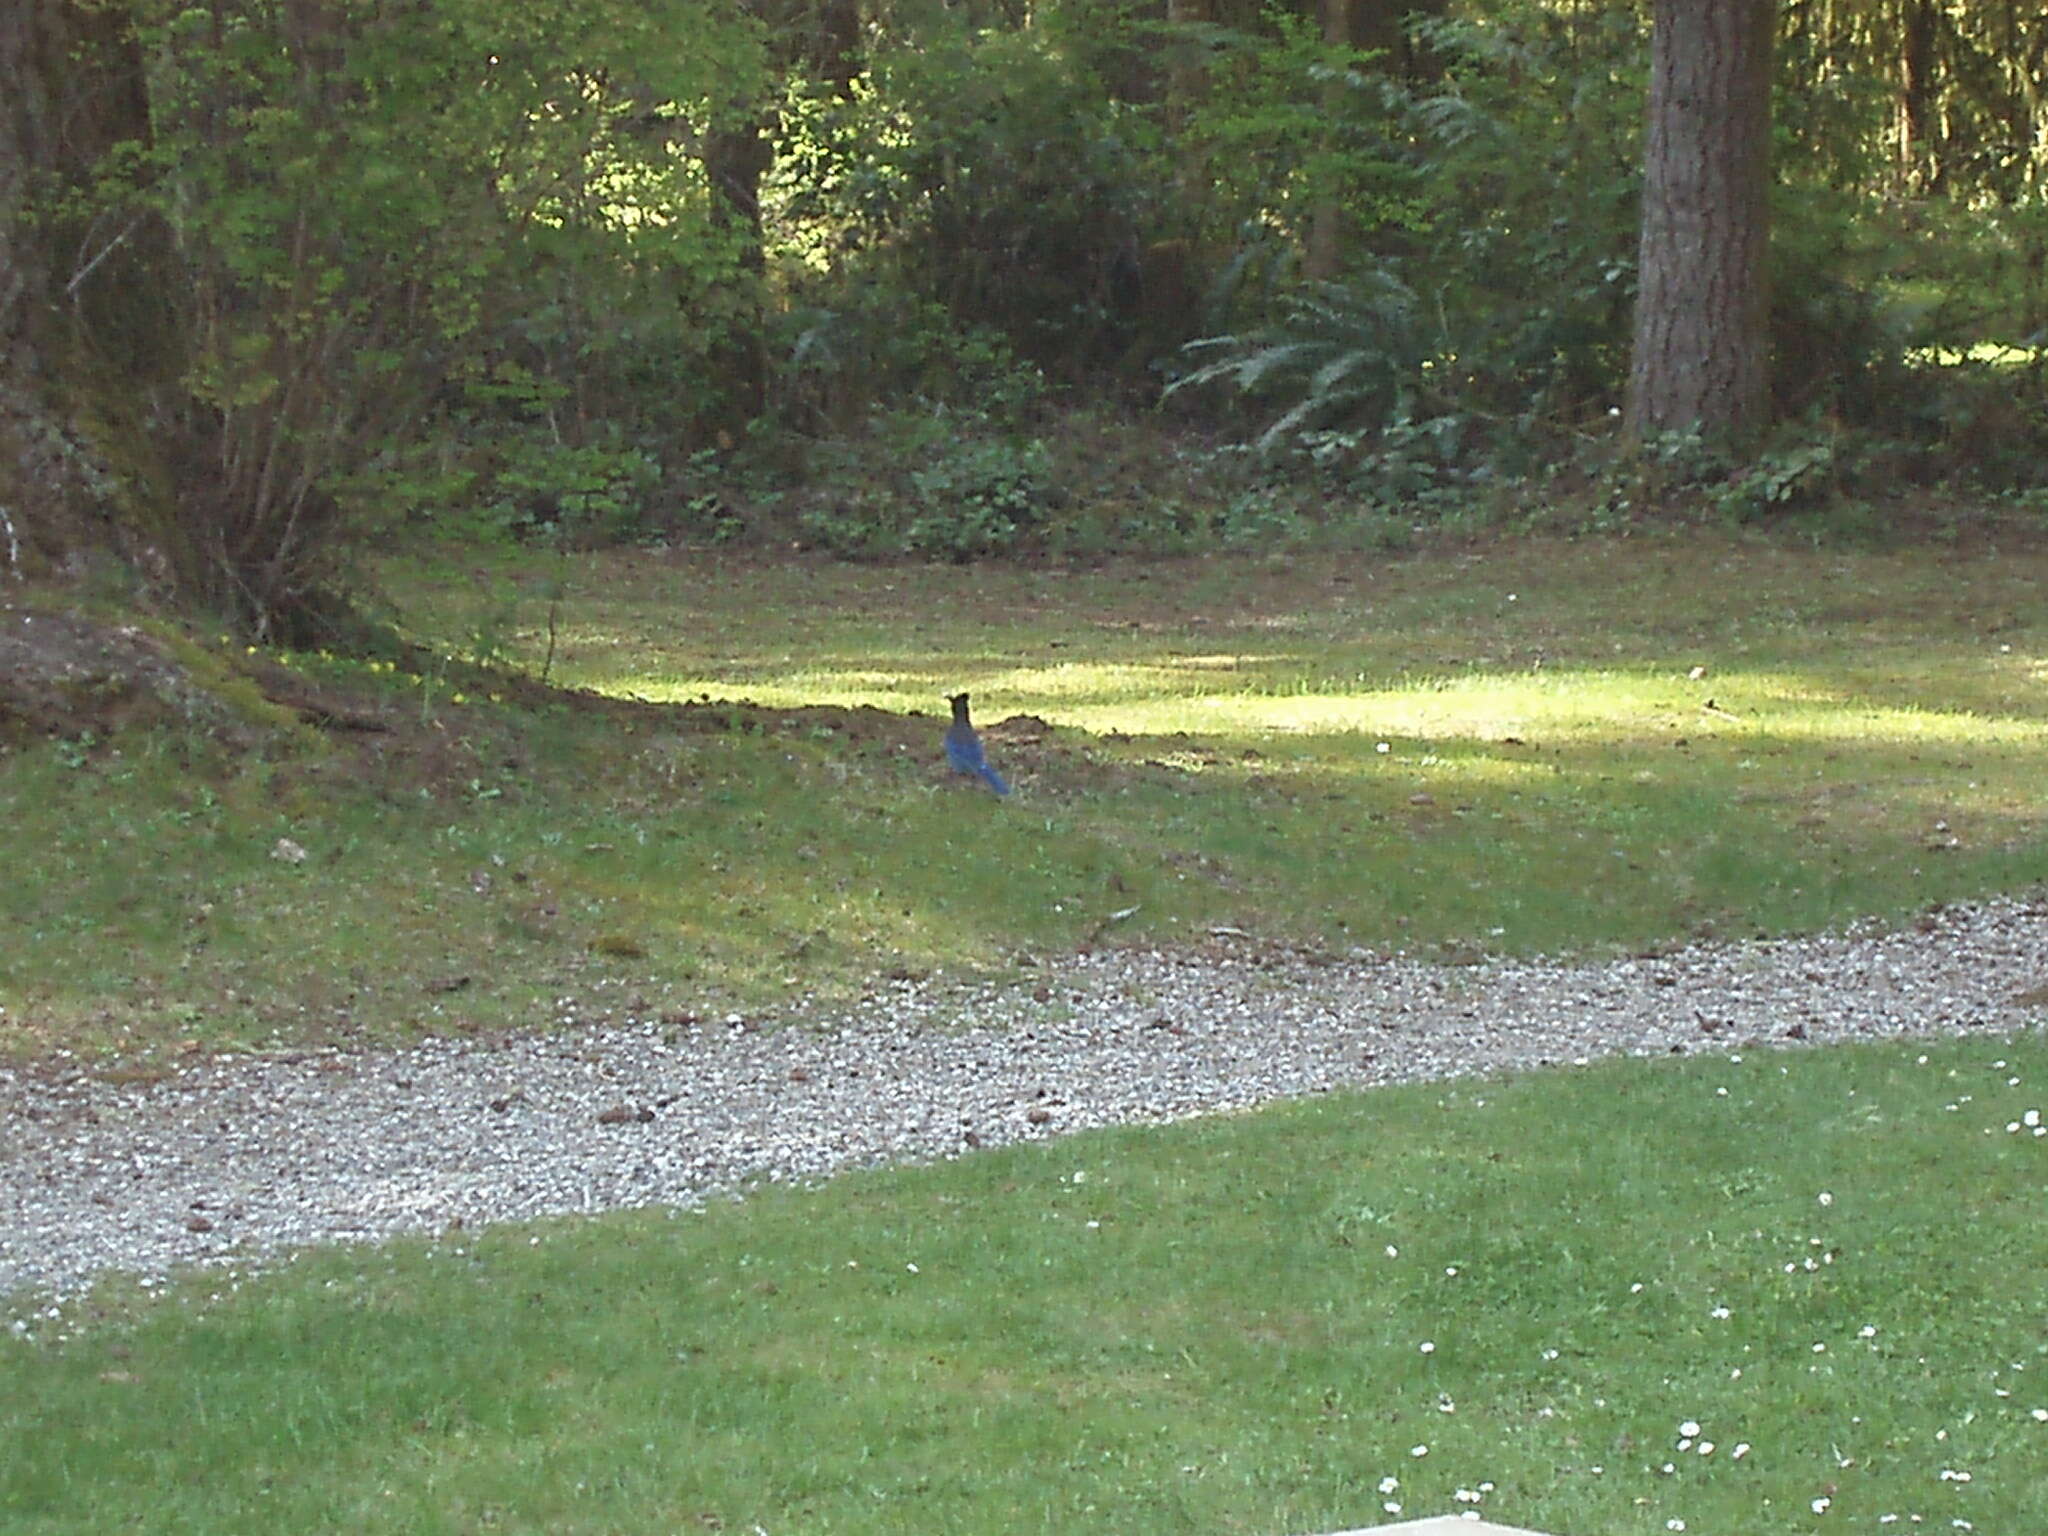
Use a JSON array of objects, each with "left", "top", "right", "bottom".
[
  {"left": 0, "top": 598, "right": 1128, "bottom": 808},
  {"left": 0, "top": 603, "right": 241, "bottom": 748}
]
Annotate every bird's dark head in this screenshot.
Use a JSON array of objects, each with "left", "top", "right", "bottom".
[{"left": 947, "top": 691, "right": 971, "bottom": 720}]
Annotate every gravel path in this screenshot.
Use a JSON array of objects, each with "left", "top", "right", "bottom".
[{"left": 5, "top": 899, "right": 2046, "bottom": 1307}]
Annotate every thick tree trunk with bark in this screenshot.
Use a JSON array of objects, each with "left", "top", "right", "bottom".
[
  {"left": 1, "top": 11, "right": 48, "bottom": 382},
  {"left": 1303, "top": 0, "right": 1353, "bottom": 282},
  {"left": 1626, "top": 0, "right": 1773, "bottom": 450},
  {"left": 704, "top": 117, "right": 774, "bottom": 421},
  {"left": 1, "top": 2, "right": 179, "bottom": 586}
]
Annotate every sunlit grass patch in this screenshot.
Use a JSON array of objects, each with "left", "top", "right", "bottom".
[
  {"left": 7, "top": 1032, "right": 2046, "bottom": 1534},
  {"left": 5, "top": 531, "right": 2048, "bottom": 1058}
]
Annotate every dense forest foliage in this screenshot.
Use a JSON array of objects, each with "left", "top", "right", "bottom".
[{"left": 3, "top": 0, "right": 2045, "bottom": 636}]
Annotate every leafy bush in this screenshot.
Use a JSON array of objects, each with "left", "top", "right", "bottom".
[
  {"left": 794, "top": 430, "right": 1056, "bottom": 560},
  {"left": 767, "top": 293, "right": 1051, "bottom": 438},
  {"left": 903, "top": 438, "right": 1057, "bottom": 559},
  {"left": 1710, "top": 436, "right": 1841, "bottom": 522},
  {"left": 477, "top": 435, "right": 664, "bottom": 547},
  {"left": 1168, "top": 13, "right": 1645, "bottom": 496},
  {"left": 89, "top": 0, "right": 768, "bottom": 632},
  {"left": 769, "top": 23, "right": 1163, "bottom": 371}
]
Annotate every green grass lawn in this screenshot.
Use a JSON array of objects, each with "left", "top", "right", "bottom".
[
  {"left": 6, "top": 530, "right": 2048, "bottom": 1532},
  {"left": 7, "top": 1031, "right": 2046, "bottom": 1534},
  {"left": 9, "top": 529, "right": 2045, "bottom": 1059}
]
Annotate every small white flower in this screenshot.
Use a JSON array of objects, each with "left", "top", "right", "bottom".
[
  {"left": 1410, "top": 1443, "right": 1429, "bottom": 1458},
  {"left": 1698, "top": 1441, "right": 1715, "bottom": 1455},
  {"left": 1732, "top": 1442, "right": 1751, "bottom": 1459},
  {"left": 1666, "top": 1521, "right": 1686, "bottom": 1532},
  {"left": 2032, "top": 1407, "right": 2048, "bottom": 1422},
  {"left": 1385, "top": 1244, "right": 1400, "bottom": 1258},
  {"left": 1859, "top": 1324, "right": 1877, "bottom": 1338},
  {"left": 1711, "top": 1306, "right": 1732, "bottom": 1319},
  {"left": 1378, "top": 1476, "right": 1400, "bottom": 1494},
  {"left": 1383, "top": 1503, "right": 1402, "bottom": 1515},
  {"left": 1679, "top": 1420, "right": 1702, "bottom": 1438},
  {"left": 1813, "top": 1496, "right": 1832, "bottom": 1513},
  {"left": 1419, "top": 1340, "right": 1436, "bottom": 1354},
  {"left": 1817, "top": 1191, "right": 1834, "bottom": 1206},
  {"left": 1630, "top": 1282, "right": 1645, "bottom": 1294}
]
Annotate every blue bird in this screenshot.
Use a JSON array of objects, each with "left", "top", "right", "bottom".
[{"left": 944, "top": 691, "right": 1010, "bottom": 795}]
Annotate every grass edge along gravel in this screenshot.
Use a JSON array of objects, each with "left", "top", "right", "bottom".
[
  {"left": 6, "top": 1030, "right": 2048, "bottom": 1535},
  {"left": 7, "top": 530, "right": 2048, "bottom": 1060}
]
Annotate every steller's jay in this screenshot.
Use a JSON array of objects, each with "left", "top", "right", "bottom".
[{"left": 944, "top": 692, "right": 1010, "bottom": 795}]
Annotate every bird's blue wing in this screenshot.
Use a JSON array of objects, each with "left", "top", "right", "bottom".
[{"left": 944, "top": 722, "right": 1008, "bottom": 793}]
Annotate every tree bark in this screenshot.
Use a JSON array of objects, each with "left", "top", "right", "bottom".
[
  {"left": 1897, "top": 0, "right": 1937, "bottom": 192},
  {"left": 1302, "top": 0, "right": 1353, "bottom": 282},
  {"left": 1626, "top": 0, "right": 1774, "bottom": 450},
  {"left": 1349, "top": 0, "right": 1446, "bottom": 84},
  {"left": 1, "top": 1, "right": 178, "bottom": 585},
  {"left": 0, "top": 8, "right": 47, "bottom": 381}
]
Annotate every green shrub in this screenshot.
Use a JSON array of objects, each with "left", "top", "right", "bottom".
[
  {"left": 904, "top": 438, "right": 1057, "bottom": 559},
  {"left": 478, "top": 434, "right": 663, "bottom": 547}
]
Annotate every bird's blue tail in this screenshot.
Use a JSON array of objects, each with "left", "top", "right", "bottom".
[{"left": 945, "top": 691, "right": 1010, "bottom": 796}]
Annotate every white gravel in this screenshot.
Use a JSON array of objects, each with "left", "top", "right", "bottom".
[{"left": 4, "top": 898, "right": 2045, "bottom": 1309}]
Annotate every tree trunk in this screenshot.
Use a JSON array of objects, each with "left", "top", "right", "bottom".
[
  {"left": 1626, "top": 0, "right": 1774, "bottom": 450},
  {"left": 0, "top": 1, "right": 179, "bottom": 586},
  {"left": 0, "top": 9, "right": 47, "bottom": 382},
  {"left": 810, "top": 0, "right": 861, "bottom": 100},
  {"left": 1897, "top": 0, "right": 1937, "bottom": 194},
  {"left": 1349, "top": 0, "right": 1446, "bottom": 84},
  {"left": 703, "top": 116, "right": 774, "bottom": 425},
  {"left": 1165, "top": 0, "right": 1211, "bottom": 149},
  {"left": 1303, "top": 0, "right": 1353, "bottom": 282}
]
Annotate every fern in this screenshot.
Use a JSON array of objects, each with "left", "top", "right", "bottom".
[{"left": 1167, "top": 268, "right": 1431, "bottom": 457}]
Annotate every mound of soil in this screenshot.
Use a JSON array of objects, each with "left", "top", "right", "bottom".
[
  {"left": 0, "top": 604, "right": 238, "bottom": 748},
  {"left": 0, "top": 598, "right": 1096, "bottom": 797}
]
